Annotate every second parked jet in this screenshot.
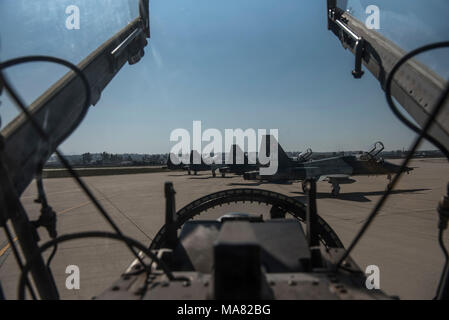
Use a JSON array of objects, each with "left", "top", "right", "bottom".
[{"left": 244, "top": 137, "right": 413, "bottom": 196}]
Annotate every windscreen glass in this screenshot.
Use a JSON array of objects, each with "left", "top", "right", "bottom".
[
  {"left": 0, "top": 0, "right": 140, "bottom": 126},
  {"left": 336, "top": 0, "right": 449, "bottom": 78},
  {"left": 0, "top": 1, "right": 448, "bottom": 301}
]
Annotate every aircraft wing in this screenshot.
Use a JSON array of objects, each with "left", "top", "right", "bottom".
[{"left": 291, "top": 167, "right": 321, "bottom": 179}]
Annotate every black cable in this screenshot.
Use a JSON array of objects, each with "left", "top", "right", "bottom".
[
  {"left": 46, "top": 244, "right": 57, "bottom": 269},
  {"left": 436, "top": 228, "right": 449, "bottom": 297},
  {"left": 387, "top": 43, "right": 449, "bottom": 299},
  {"left": 0, "top": 56, "right": 152, "bottom": 272},
  {"left": 18, "top": 231, "right": 176, "bottom": 300},
  {"left": 2, "top": 224, "right": 37, "bottom": 300},
  {"left": 35, "top": 174, "right": 48, "bottom": 208},
  {"left": 34, "top": 170, "right": 58, "bottom": 269},
  {"left": 0, "top": 56, "right": 90, "bottom": 143},
  {"left": 337, "top": 43, "right": 449, "bottom": 268}
]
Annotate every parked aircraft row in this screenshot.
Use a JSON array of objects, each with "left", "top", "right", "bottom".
[{"left": 166, "top": 136, "right": 413, "bottom": 196}]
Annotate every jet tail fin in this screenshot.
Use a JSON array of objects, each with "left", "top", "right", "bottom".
[
  {"left": 261, "top": 135, "right": 292, "bottom": 167},
  {"left": 167, "top": 153, "right": 178, "bottom": 169},
  {"left": 190, "top": 150, "right": 203, "bottom": 164},
  {"left": 229, "top": 144, "right": 249, "bottom": 164}
]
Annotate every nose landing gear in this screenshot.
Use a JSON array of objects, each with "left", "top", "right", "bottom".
[
  {"left": 331, "top": 183, "right": 340, "bottom": 197},
  {"left": 303, "top": 179, "right": 341, "bottom": 196},
  {"left": 301, "top": 181, "right": 308, "bottom": 194},
  {"left": 386, "top": 174, "right": 392, "bottom": 189}
]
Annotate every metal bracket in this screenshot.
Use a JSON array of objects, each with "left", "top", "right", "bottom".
[
  {"left": 110, "top": 27, "right": 146, "bottom": 72},
  {"left": 327, "top": 2, "right": 365, "bottom": 79},
  {"left": 327, "top": 4, "right": 449, "bottom": 153},
  {"left": 335, "top": 19, "right": 365, "bottom": 79},
  {"left": 352, "top": 39, "right": 365, "bottom": 79}
]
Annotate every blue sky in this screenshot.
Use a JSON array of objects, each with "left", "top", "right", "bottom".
[{"left": 1, "top": 0, "right": 448, "bottom": 154}]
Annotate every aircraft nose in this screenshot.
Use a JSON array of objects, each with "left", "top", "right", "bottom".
[
  {"left": 385, "top": 161, "right": 413, "bottom": 174},
  {"left": 395, "top": 164, "right": 413, "bottom": 174}
]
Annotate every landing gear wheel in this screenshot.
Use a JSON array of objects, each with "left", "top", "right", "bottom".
[
  {"left": 150, "top": 188, "right": 344, "bottom": 250},
  {"left": 221, "top": 172, "right": 225, "bottom": 178},
  {"left": 194, "top": 170, "right": 198, "bottom": 175},
  {"left": 212, "top": 171, "right": 216, "bottom": 178},
  {"left": 331, "top": 185, "right": 340, "bottom": 197},
  {"left": 301, "top": 181, "right": 307, "bottom": 194},
  {"left": 188, "top": 170, "right": 191, "bottom": 175},
  {"left": 387, "top": 174, "right": 392, "bottom": 190}
]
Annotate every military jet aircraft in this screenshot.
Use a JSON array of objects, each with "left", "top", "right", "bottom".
[
  {"left": 170, "top": 148, "right": 256, "bottom": 177},
  {"left": 2, "top": 0, "right": 448, "bottom": 302},
  {"left": 244, "top": 137, "right": 413, "bottom": 196},
  {"left": 181, "top": 150, "right": 226, "bottom": 176},
  {"left": 165, "top": 153, "right": 185, "bottom": 171},
  {"left": 217, "top": 144, "right": 259, "bottom": 177},
  {"left": 218, "top": 143, "right": 313, "bottom": 178},
  {"left": 165, "top": 151, "right": 211, "bottom": 175}
]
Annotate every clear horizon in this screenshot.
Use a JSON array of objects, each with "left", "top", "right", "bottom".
[{"left": 57, "top": 148, "right": 441, "bottom": 157}]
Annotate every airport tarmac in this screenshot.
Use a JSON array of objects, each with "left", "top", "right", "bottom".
[{"left": 0, "top": 158, "right": 448, "bottom": 300}]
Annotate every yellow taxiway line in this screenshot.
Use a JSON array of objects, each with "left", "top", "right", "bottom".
[{"left": 0, "top": 201, "right": 91, "bottom": 258}]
